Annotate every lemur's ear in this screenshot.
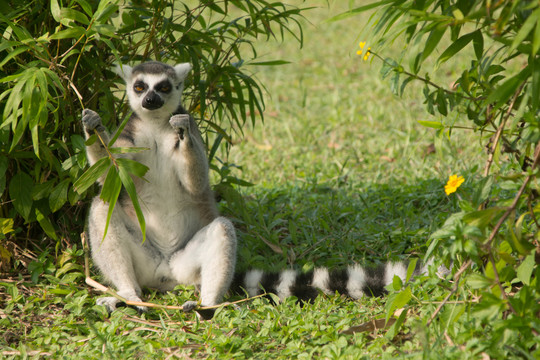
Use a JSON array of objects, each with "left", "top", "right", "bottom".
[
  {"left": 115, "top": 64, "right": 133, "bottom": 82},
  {"left": 174, "top": 63, "right": 192, "bottom": 81}
]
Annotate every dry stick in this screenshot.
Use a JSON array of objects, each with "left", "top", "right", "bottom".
[
  {"left": 485, "top": 141, "right": 540, "bottom": 249},
  {"left": 426, "top": 259, "right": 472, "bottom": 327},
  {"left": 483, "top": 83, "right": 525, "bottom": 177},
  {"left": 83, "top": 232, "right": 263, "bottom": 313},
  {"left": 480, "top": 141, "right": 540, "bottom": 316},
  {"left": 85, "top": 275, "right": 268, "bottom": 312}
]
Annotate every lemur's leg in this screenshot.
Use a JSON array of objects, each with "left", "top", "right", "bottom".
[
  {"left": 168, "top": 114, "right": 237, "bottom": 318},
  {"left": 169, "top": 114, "right": 210, "bottom": 195},
  {"left": 81, "top": 109, "right": 111, "bottom": 167},
  {"left": 88, "top": 198, "right": 149, "bottom": 313},
  {"left": 169, "top": 217, "right": 237, "bottom": 310}
]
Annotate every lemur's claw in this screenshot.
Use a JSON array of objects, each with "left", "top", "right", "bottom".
[
  {"left": 81, "top": 109, "right": 103, "bottom": 131},
  {"left": 169, "top": 114, "right": 190, "bottom": 139}
]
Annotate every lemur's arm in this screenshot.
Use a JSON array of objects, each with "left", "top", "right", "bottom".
[
  {"left": 81, "top": 109, "right": 112, "bottom": 184},
  {"left": 169, "top": 114, "right": 211, "bottom": 196}
]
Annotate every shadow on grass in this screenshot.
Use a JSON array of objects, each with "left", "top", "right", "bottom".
[{"left": 221, "top": 178, "right": 457, "bottom": 272}]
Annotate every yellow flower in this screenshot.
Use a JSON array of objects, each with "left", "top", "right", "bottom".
[
  {"left": 357, "top": 42, "right": 371, "bottom": 61},
  {"left": 444, "top": 174, "right": 465, "bottom": 195},
  {"left": 363, "top": 47, "right": 371, "bottom": 61}
]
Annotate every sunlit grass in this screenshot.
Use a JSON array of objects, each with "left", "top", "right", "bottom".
[{"left": 1, "top": 2, "right": 489, "bottom": 359}]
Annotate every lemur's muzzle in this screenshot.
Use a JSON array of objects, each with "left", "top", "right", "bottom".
[{"left": 142, "top": 91, "right": 164, "bottom": 110}]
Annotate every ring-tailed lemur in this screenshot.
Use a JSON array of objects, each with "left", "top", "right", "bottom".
[{"left": 82, "top": 61, "right": 441, "bottom": 319}]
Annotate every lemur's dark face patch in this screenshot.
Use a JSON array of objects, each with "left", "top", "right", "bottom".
[{"left": 133, "top": 80, "right": 147, "bottom": 94}]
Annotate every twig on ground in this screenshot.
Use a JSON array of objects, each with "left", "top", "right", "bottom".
[
  {"left": 85, "top": 276, "right": 267, "bottom": 312},
  {"left": 426, "top": 259, "right": 472, "bottom": 327}
]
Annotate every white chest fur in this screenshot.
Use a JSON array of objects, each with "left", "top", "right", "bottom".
[{"left": 129, "top": 120, "right": 201, "bottom": 253}]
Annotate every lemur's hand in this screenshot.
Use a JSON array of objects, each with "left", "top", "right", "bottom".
[
  {"left": 169, "top": 114, "right": 191, "bottom": 140},
  {"left": 81, "top": 109, "right": 104, "bottom": 132}
]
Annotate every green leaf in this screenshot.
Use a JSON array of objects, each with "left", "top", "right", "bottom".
[
  {"left": 462, "top": 207, "right": 504, "bottom": 228},
  {"left": 472, "top": 30, "right": 484, "bottom": 60},
  {"left": 534, "top": 18, "right": 540, "bottom": 56},
  {"left": 516, "top": 253, "right": 535, "bottom": 286},
  {"left": 437, "top": 30, "right": 480, "bottom": 66},
  {"left": 392, "top": 274, "right": 403, "bottom": 291},
  {"left": 417, "top": 120, "right": 444, "bottom": 129},
  {"left": 250, "top": 60, "right": 291, "bottom": 66},
  {"left": 385, "top": 304, "right": 408, "bottom": 340},
  {"left": 50, "top": 0, "right": 62, "bottom": 23},
  {"left": 118, "top": 165, "right": 146, "bottom": 242},
  {"left": 49, "top": 179, "right": 71, "bottom": 213},
  {"left": 49, "top": 27, "right": 85, "bottom": 40},
  {"left": 35, "top": 208, "right": 58, "bottom": 241},
  {"left": 510, "top": 8, "right": 540, "bottom": 54},
  {"left": 109, "top": 147, "right": 149, "bottom": 154},
  {"left": 94, "top": 0, "right": 118, "bottom": 23},
  {"left": 486, "top": 66, "right": 531, "bottom": 107},
  {"left": 108, "top": 112, "right": 132, "bottom": 146},
  {"left": 116, "top": 158, "right": 149, "bottom": 178},
  {"left": 0, "top": 46, "right": 30, "bottom": 70},
  {"left": 422, "top": 26, "right": 446, "bottom": 63},
  {"left": 59, "top": 8, "right": 90, "bottom": 26},
  {"left": 100, "top": 167, "right": 122, "bottom": 241},
  {"left": 73, "top": 157, "right": 110, "bottom": 194},
  {"left": 100, "top": 167, "right": 122, "bottom": 203},
  {"left": 0, "top": 218, "right": 14, "bottom": 236},
  {"left": 0, "top": 156, "right": 7, "bottom": 195},
  {"left": 467, "top": 273, "right": 492, "bottom": 289},
  {"left": 9, "top": 172, "right": 34, "bottom": 220},
  {"left": 385, "top": 286, "right": 411, "bottom": 323},
  {"left": 406, "top": 258, "right": 418, "bottom": 282},
  {"left": 325, "top": 0, "right": 395, "bottom": 23}
]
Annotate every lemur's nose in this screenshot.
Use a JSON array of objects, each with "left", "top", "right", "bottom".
[{"left": 142, "top": 90, "right": 164, "bottom": 110}]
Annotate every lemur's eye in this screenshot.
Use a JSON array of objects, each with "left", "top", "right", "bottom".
[
  {"left": 133, "top": 83, "right": 146, "bottom": 93},
  {"left": 160, "top": 86, "right": 170, "bottom": 92}
]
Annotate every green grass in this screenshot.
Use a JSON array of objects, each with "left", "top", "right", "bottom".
[{"left": 1, "top": 2, "right": 487, "bottom": 359}]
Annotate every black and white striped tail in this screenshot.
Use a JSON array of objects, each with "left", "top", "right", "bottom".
[{"left": 231, "top": 260, "right": 431, "bottom": 302}]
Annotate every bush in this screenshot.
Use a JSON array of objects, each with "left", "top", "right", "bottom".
[
  {"left": 0, "top": 1, "right": 305, "bottom": 260},
  {"left": 333, "top": 0, "right": 540, "bottom": 357}
]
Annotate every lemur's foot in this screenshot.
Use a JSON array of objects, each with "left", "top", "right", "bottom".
[
  {"left": 96, "top": 295, "right": 148, "bottom": 314},
  {"left": 169, "top": 114, "right": 191, "bottom": 140},
  {"left": 182, "top": 300, "right": 215, "bottom": 320},
  {"left": 81, "top": 109, "right": 104, "bottom": 132}
]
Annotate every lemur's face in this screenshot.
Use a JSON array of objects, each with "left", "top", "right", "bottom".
[
  {"left": 118, "top": 62, "right": 192, "bottom": 121},
  {"left": 129, "top": 73, "right": 180, "bottom": 113}
]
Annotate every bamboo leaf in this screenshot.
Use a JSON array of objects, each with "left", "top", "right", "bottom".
[
  {"left": 118, "top": 165, "right": 146, "bottom": 242},
  {"left": 50, "top": 0, "right": 62, "bottom": 23},
  {"left": 437, "top": 31, "right": 480, "bottom": 66},
  {"left": 325, "top": 0, "right": 395, "bottom": 23},
  {"left": 9, "top": 172, "right": 34, "bottom": 220},
  {"left": 422, "top": 26, "right": 446, "bottom": 62},
  {"left": 417, "top": 120, "right": 444, "bottom": 129},
  {"left": 73, "top": 157, "right": 111, "bottom": 194},
  {"left": 116, "top": 158, "right": 149, "bottom": 178},
  {"left": 486, "top": 66, "right": 531, "bottom": 107},
  {"left": 250, "top": 60, "right": 291, "bottom": 66},
  {"left": 49, "top": 27, "right": 86, "bottom": 40},
  {"left": 35, "top": 208, "right": 58, "bottom": 240},
  {"left": 510, "top": 8, "right": 540, "bottom": 54},
  {"left": 100, "top": 167, "right": 122, "bottom": 241},
  {"left": 49, "top": 178, "right": 71, "bottom": 213}
]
